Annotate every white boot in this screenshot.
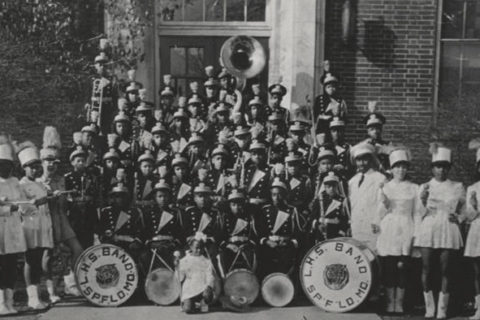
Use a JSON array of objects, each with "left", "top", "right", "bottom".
[
  {"left": 385, "top": 287, "right": 395, "bottom": 313},
  {"left": 470, "top": 294, "right": 480, "bottom": 320},
  {"left": 64, "top": 271, "right": 81, "bottom": 297},
  {"left": 394, "top": 287, "right": 404, "bottom": 314},
  {"left": 0, "top": 289, "right": 11, "bottom": 315},
  {"left": 5, "top": 288, "right": 17, "bottom": 314},
  {"left": 437, "top": 292, "right": 449, "bottom": 319},
  {"left": 423, "top": 291, "right": 435, "bottom": 318},
  {"left": 46, "top": 280, "right": 61, "bottom": 304},
  {"left": 27, "top": 285, "right": 47, "bottom": 310}
]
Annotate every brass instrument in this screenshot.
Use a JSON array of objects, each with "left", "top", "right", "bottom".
[
  {"left": 87, "top": 77, "right": 110, "bottom": 134},
  {"left": 220, "top": 36, "right": 266, "bottom": 79}
]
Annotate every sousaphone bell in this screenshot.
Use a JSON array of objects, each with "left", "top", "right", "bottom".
[{"left": 220, "top": 36, "right": 266, "bottom": 80}]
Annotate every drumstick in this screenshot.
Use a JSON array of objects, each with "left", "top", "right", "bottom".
[{"left": 4, "top": 200, "right": 35, "bottom": 205}]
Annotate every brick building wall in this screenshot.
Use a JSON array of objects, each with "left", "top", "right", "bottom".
[{"left": 325, "top": 0, "right": 479, "bottom": 184}]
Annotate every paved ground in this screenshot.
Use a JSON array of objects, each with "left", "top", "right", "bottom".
[{"left": 0, "top": 297, "right": 474, "bottom": 320}]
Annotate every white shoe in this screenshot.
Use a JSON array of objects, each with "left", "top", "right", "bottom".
[
  {"left": 64, "top": 272, "right": 81, "bottom": 297},
  {"left": 27, "top": 285, "right": 47, "bottom": 310},
  {"left": 394, "top": 287, "right": 404, "bottom": 314},
  {"left": 46, "top": 280, "right": 61, "bottom": 304},
  {"left": 470, "top": 294, "right": 480, "bottom": 320},
  {"left": 4, "top": 289, "right": 17, "bottom": 314},
  {"left": 0, "top": 289, "right": 12, "bottom": 315},
  {"left": 437, "top": 292, "right": 449, "bottom": 319},
  {"left": 423, "top": 291, "right": 435, "bottom": 318},
  {"left": 385, "top": 287, "right": 395, "bottom": 313}
]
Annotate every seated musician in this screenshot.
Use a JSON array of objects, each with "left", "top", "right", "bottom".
[
  {"left": 203, "top": 144, "right": 231, "bottom": 207},
  {"left": 97, "top": 183, "right": 143, "bottom": 259},
  {"left": 218, "top": 189, "right": 257, "bottom": 275},
  {"left": 170, "top": 154, "right": 194, "bottom": 209},
  {"left": 141, "top": 180, "right": 184, "bottom": 270},
  {"left": 176, "top": 237, "right": 215, "bottom": 314},
  {"left": 182, "top": 183, "right": 223, "bottom": 260},
  {"left": 133, "top": 150, "right": 156, "bottom": 210},
  {"left": 256, "top": 178, "right": 302, "bottom": 279}
]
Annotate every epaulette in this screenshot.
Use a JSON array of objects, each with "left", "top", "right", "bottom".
[
  {"left": 185, "top": 206, "right": 195, "bottom": 211},
  {"left": 100, "top": 206, "right": 112, "bottom": 213}
]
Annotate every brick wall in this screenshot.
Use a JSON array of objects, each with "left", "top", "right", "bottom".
[{"left": 324, "top": 0, "right": 479, "bottom": 184}]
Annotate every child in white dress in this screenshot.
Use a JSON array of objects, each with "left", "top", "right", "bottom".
[
  {"left": 375, "top": 148, "right": 422, "bottom": 314},
  {"left": 17, "top": 144, "right": 53, "bottom": 310}
]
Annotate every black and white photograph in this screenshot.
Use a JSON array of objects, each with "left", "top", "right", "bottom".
[{"left": 0, "top": 0, "right": 478, "bottom": 319}]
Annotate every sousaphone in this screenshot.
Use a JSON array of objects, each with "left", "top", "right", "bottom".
[{"left": 220, "top": 35, "right": 266, "bottom": 81}]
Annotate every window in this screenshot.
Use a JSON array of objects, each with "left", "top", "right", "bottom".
[
  {"left": 439, "top": 0, "right": 480, "bottom": 104},
  {"left": 159, "top": 0, "right": 266, "bottom": 23},
  {"left": 169, "top": 46, "right": 205, "bottom": 97}
]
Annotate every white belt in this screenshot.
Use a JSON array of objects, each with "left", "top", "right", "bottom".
[
  {"left": 151, "top": 235, "right": 174, "bottom": 241},
  {"left": 229, "top": 236, "right": 249, "bottom": 243},
  {"left": 269, "top": 235, "right": 290, "bottom": 242},
  {"left": 249, "top": 198, "right": 267, "bottom": 205}
]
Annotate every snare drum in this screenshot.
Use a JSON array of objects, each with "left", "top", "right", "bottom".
[
  {"left": 300, "top": 237, "right": 380, "bottom": 313},
  {"left": 223, "top": 269, "right": 259, "bottom": 306},
  {"left": 261, "top": 273, "right": 295, "bottom": 307},
  {"left": 75, "top": 244, "right": 139, "bottom": 307},
  {"left": 145, "top": 268, "right": 181, "bottom": 305}
]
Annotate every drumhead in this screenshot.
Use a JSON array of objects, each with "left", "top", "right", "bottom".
[
  {"left": 224, "top": 269, "right": 259, "bottom": 305},
  {"left": 145, "top": 268, "right": 181, "bottom": 306},
  {"left": 74, "top": 244, "right": 138, "bottom": 307},
  {"left": 261, "top": 273, "right": 294, "bottom": 307},
  {"left": 299, "top": 237, "right": 379, "bottom": 313}
]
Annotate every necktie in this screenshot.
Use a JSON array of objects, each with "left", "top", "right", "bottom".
[{"left": 358, "top": 173, "right": 365, "bottom": 187}]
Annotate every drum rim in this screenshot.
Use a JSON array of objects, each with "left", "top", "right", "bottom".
[
  {"left": 261, "top": 272, "right": 294, "bottom": 307},
  {"left": 144, "top": 267, "right": 181, "bottom": 306},
  {"left": 74, "top": 243, "right": 139, "bottom": 307},
  {"left": 224, "top": 268, "right": 260, "bottom": 304},
  {"left": 299, "top": 238, "right": 376, "bottom": 312}
]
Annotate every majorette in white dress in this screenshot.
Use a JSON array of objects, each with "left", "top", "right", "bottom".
[
  {"left": 464, "top": 181, "right": 480, "bottom": 257},
  {"left": 0, "top": 177, "right": 27, "bottom": 254}
]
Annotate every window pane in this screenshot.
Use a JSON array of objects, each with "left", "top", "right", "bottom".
[
  {"left": 442, "top": 0, "right": 465, "bottom": 39},
  {"left": 247, "top": 0, "right": 265, "bottom": 21},
  {"left": 159, "top": 0, "right": 183, "bottom": 21},
  {"left": 439, "top": 42, "right": 461, "bottom": 101},
  {"left": 184, "top": 0, "right": 204, "bottom": 21},
  {"left": 170, "top": 47, "right": 186, "bottom": 75},
  {"left": 461, "top": 43, "right": 480, "bottom": 83},
  {"left": 176, "top": 78, "right": 188, "bottom": 97},
  {"left": 205, "top": 0, "right": 224, "bottom": 21},
  {"left": 187, "top": 47, "right": 205, "bottom": 76},
  {"left": 465, "top": 0, "right": 480, "bottom": 38},
  {"left": 226, "top": 0, "right": 245, "bottom": 21}
]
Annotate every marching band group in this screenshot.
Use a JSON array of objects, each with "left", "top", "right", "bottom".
[{"left": 1, "top": 41, "right": 480, "bottom": 319}]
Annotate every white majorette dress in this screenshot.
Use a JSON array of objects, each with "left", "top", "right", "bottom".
[
  {"left": 0, "top": 177, "right": 28, "bottom": 254},
  {"left": 18, "top": 147, "right": 53, "bottom": 249},
  {"left": 465, "top": 181, "right": 480, "bottom": 257},
  {"left": 376, "top": 179, "right": 422, "bottom": 256},
  {"left": 414, "top": 146, "right": 465, "bottom": 250},
  {"left": 348, "top": 143, "right": 387, "bottom": 251},
  {"left": 177, "top": 252, "right": 215, "bottom": 302}
]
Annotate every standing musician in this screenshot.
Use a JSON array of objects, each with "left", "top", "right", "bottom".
[
  {"left": 100, "top": 147, "right": 122, "bottom": 205},
  {"left": 256, "top": 178, "right": 302, "bottom": 278},
  {"left": 204, "top": 66, "right": 220, "bottom": 107},
  {"left": 87, "top": 51, "right": 118, "bottom": 136},
  {"left": 170, "top": 154, "right": 194, "bottom": 210},
  {"left": 133, "top": 150, "right": 157, "bottom": 212},
  {"left": 328, "top": 117, "right": 353, "bottom": 180},
  {"left": 314, "top": 72, "right": 347, "bottom": 135},
  {"left": 362, "top": 101, "right": 391, "bottom": 172},
  {"left": 218, "top": 189, "right": 258, "bottom": 274},
  {"left": 266, "top": 112, "right": 288, "bottom": 165},
  {"left": 267, "top": 83, "right": 288, "bottom": 119},
  {"left": 244, "top": 140, "right": 271, "bottom": 209},
  {"left": 142, "top": 180, "right": 184, "bottom": 271},
  {"left": 231, "top": 126, "right": 252, "bottom": 170},
  {"left": 150, "top": 122, "right": 172, "bottom": 159},
  {"left": 112, "top": 111, "right": 136, "bottom": 171},
  {"left": 204, "top": 144, "right": 231, "bottom": 206},
  {"left": 65, "top": 146, "right": 100, "bottom": 249},
  {"left": 97, "top": 184, "right": 143, "bottom": 261},
  {"left": 135, "top": 103, "right": 154, "bottom": 153},
  {"left": 157, "top": 86, "right": 176, "bottom": 125},
  {"left": 169, "top": 109, "right": 190, "bottom": 150}
]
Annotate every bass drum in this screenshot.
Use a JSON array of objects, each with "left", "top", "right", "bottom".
[
  {"left": 224, "top": 269, "right": 259, "bottom": 306},
  {"left": 75, "top": 244, "right": 139, "bottom": 307},
  {"left": 145, "top": 268, "right": 181, "bottom": 305},
  {"left": 300, "top": 237, "right": 380, "bottom": 313},
  {"left": 261, "top": 273, "right": 295, "bottom": 307}
]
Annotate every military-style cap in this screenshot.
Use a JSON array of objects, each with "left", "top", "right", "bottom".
[
  {"left": 69, "top": 145, "right": 87, "bottom": 162},
  {"left": 109, "top": 183, "right": 129, "bottom": 195},
  {"left": 171, "top": 153, "right": 188, "bottom": 167},
  {"left": 173, "top": 108, "right": 188, "bottom": 119},
  {"left": 218, "top": 68, "right": 231, "bottom": 79},
  {"left": 204, "top": 77, "right": 218, "bottom": 88},
  {"left": 271, "top": 177, "right": 287, "bottom": 190},
  {"left": 289, "top": 121, "right": 306, "bottom": 132},
  {"left": 234, "top": 126, "right": 251, "bottom": 137},
  {"left": 103, "top": 148, "right": 120, "bottom": 161},
  {"left": 248, "top": 96, "right": 263, "bottom": 107},
  {"left": 187, "top": 132, "right": 204, "bottom": 146},
  {"left": 151, "top": 122, "right": 168, "bottom": 135},
  {"left": 211, "top": 144, "right": 229, "bottom": 157},
  {"left": 154, "top": 179, "right": 171, "bottom": 192},
  {"left": 351, "top": 142, "right": 375, "bottom": 159},
  {"left": 81, "top": 124, "right": 97, "bottom": 134},
  {"left": 138, "top": 150, "right": 155, "bottom": 163},
  {"left": 228, "top": 189, "right": 245, "bottom": 201},
  {"left": 40, "top": 147, "right": 60, "bottom": 162},
  {"left": 323, "top": 171, "right": 339, "bottom": 184},
  {"left": 126, "top": 82, "right": 140, "bottom": 94},
  {"left": 215, "top": 101, "right": 231, "bottom": 113},
  {"left": 285, "top": 151, "right": 302, "bottom": 163},
  {"left": 323, "top": 73, "right": 338, "bottom": 86},
  {"left": 136, "top": 102, "right": 153, "bottom": 113},
  {"left": 317, "top": 146, "right": 336, "bottom": 161},
  {"left": 188, "top": 95, "right": 203, "bottom": 106},
  {"left": 94, "top": 52, "right": 109, "bottom": 64},
  {"left": 113, "top": 111, "right": 130, "bottom": 123},
  {"left": 268, "top": 112, "right": 284, "bottom": 122},
  {"left": 249, "top": 139, "right": 266, "bottom": 151},
  {"left": 160, "top": 86, "right": 175, "bottom": 97},
  {"left": 194, "top": 182, "right": 212, "bottom": 194},
  {"left": 268, "top": 83, "right": 287, "bottom": 97},
  {"left": 364, "top": 101, "right": 386, "bottom": 127}
]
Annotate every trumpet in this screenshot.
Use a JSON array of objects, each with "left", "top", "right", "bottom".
[{"left": 86, "top": 77, "right": 110, "bottom": 133}]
